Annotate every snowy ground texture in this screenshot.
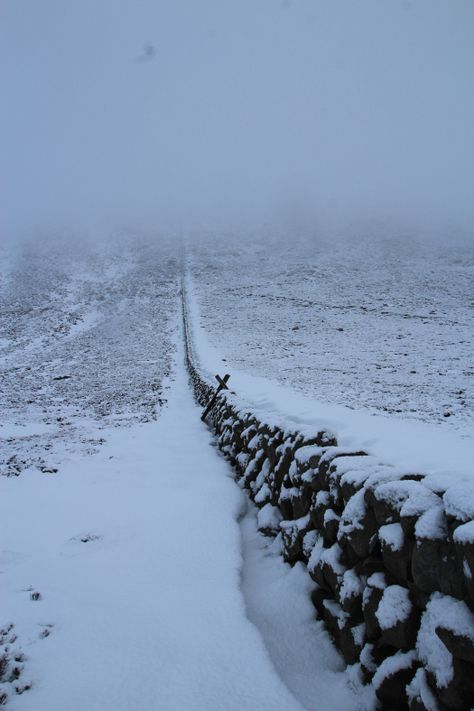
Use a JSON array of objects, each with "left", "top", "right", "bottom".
[
  {"left": 0, "top": 234, "right": 178, "bottom": 477},
  {"left": 4, "top": 343, "right": 367, "bottom": 711},
  {"left": 189, "top": 231, "right": 474, "bottom": 432},
  {"left": 1, "top": 235, "right": 375, "bottom": 710},
  {"left": 183, "top": 254, "right": 474, "bottom": 709},
  {"left": 2, "top": 232, "right": 473, "bottom": 709}
]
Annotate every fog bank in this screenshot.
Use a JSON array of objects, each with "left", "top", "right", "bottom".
[{"left": 1, "top": 0, "right": 473, "bottom": 239}]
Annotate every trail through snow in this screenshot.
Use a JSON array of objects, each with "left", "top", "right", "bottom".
[{"left": 1, "top": 334, "right": 372, "bottom": 711}]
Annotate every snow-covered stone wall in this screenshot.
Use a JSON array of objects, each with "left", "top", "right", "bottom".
[{"left": 183, "top": 301, "right": 474, "bottom": 711}]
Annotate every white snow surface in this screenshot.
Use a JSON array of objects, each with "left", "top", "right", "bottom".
[
  {"left": 366, "top": 573, "right": 387, "bottom": 592},
  {"left": 0, "top": 235, "right": 177, "bottom": 477},
  {"left": 372, "top": 650, "right": 417, "bottom": 690},
  {"left": 375, "top": 585, "right": 412, "bottom": 630},
  {"left": 339, "top": 569, "right": 364, "bottom": 603},
  {"left": 406, "top": 669, "right": 440, "bottom": 711},
  {"left": 425, "top": 594, "right": 474, "bottom": 642},
  {"left": 240, "top": 509, "right": 375, "bottom": 711},
  {"left": 3, "top": 234, "right": 472, "bottom": 709},
  {"left": 378, "top": 523, "right": 404, "bottom": 552},
  {"left": 454, "top": 520, "right": 474, "bottom": 545},
  {"left": 443, "top": 482, "right": 474, "bottom": 523},
  {"left": 2, "top": 341, "right": 305, "bottom": 710},
  {"left": 185, "top": 267, "right": 474, "bottom": 493},
  {"left": 257, "top": 502, "right": 282, "bottom": 531},
  {"left": 414, "top": 505, "right": 448, "bottom": 541},
  {"left": 294, "top": 445, "right": 324, "bottom": 466},
  {"left": 417, "top": 594, "right": 456, "bottom": 688},
  {"left": 339, "top": 490, "right": 367, "bottom": 536},
  {"left": 1, "top": 327, "right": 374, "bottom": 710},
  {"left": 189, "top": 234, "right": 474, "bottom": 431}
]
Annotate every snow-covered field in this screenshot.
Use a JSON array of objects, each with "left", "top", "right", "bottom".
[
  {"left": 4, "top": 230, "right": 472, "bottom": 485},
  {"left": 189, "top": 232, "right": 474, "bottom": 433},
  {"left": 0, "top": 255, "right": 375, "bottom": 708},
  {"left": 1, "top": 231, "right": 473, "bottom": 708},
  {"left": 2, "top": 0, "right": 473, "bottom": 705},
  {"left": 0, "top": 234, "right": 178, "bottom": 477}
]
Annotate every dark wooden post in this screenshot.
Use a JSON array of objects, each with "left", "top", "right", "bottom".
[{"left": 201, "top": 374, "right": 231, "bottom": 421}]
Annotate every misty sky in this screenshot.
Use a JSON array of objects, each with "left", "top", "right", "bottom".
[{"left": 1, "top": 0, "right": 473, "bottom": 238}]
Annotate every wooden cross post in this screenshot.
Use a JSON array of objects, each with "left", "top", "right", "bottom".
[{"left": 201, "top": 373, "right": 231, "bottom": 421}]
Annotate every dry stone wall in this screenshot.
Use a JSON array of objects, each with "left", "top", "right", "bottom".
[{"left": 183, "top": 298, "right": 474, "bottom": 711}]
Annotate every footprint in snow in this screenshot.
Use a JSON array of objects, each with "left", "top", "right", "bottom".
[{"left": 39, "top": 624, "right": 54, "bottom": 639}]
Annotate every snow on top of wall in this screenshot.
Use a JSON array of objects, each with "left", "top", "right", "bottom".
[
  {"left": 280, "top": 515, "right": 311, "bottom": 531},
  {"left": 415, "top": 504, "right": 448, "bottom": 540},
  {"left": 294, "top": 445, "right": 324, "bottom": 465},
  {"left": 443, "top": 483, "right": 474, "bottom": 522},
  {"left": 315, "top": 490, "right": 331, "bottom": 507},
  {"left": 376, "top": 585, "right": 412, "bottom": 630},
  {"left": 417, "top": 594, "right": 455, "bottom": 688},
  {"left": 330, "top": 455, "right": 380, "bottom": 475},
  {"left": 379, "top": 523, "right": 404, "bottom": 551},
  {"left": 257, "top": 503, "right": 282, "bottom": 531},
  {"left": 339, "top": 489, "right": 366, "bottom": 534},
  {"left": 430, "top": 594, "right": 474, "bottom": 642},
  {"left": 339, "top": 464, "right": 392, "bottom": 490},
  {"left": 254, "top": 482, "right": 271, "bottom": 505},
  {"left": 339, "top": 568, "right": 364, "bottom": 603},
  {"left": 323, "top": 508, "right": 340, "bottom": 525},
  {"left": 406, "top": 668, "right": 440, "bottom": 711},
  {"left": 322, "top": 599, "right": 349, "bottom": 630},
  {"left": 453, "top": 520, "right": 474, "bottom": 545},
  {"left": 366, "top": 573, "right": 387, "bottom": 591},
  {"left": 372, "top": 650, "right": 417, "bottom": 690},
  {"left": 374, "top": 480, "right": 428, "bottom": 511},
  {"left": 302, "top": 530, "right": 319, "bottom": 559},
  {"left": 307, "top": 537, "right": 325, "bottom": 576},
  {"left": 320, "top": 543, "right": 345, "bottom": 576},
  {"left": 320, "top": 447, "right": 362, "bottom": 464}
]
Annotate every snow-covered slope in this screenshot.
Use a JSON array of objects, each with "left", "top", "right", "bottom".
[
  {"left": 0, "top": 235, "right": 178, "bottom": 477},
  {"left": 189, "top": 232, "right": 474, "bottom": 433},
  {"left": 185, "top": 250, "right": 474, "bottom": 494},
  {"left": 0, "top": 329, "right": 374, "bottom": 710}
]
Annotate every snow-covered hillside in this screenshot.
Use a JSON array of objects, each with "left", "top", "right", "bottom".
[
  {"left": 189, "top": 232, "right": 474, "bottom": 433},
  {"left": 1, "top": 0, "right": 473, "bottom": 706},
  {"left": 1, "top": 232, "right": 473, "bottom": 709},
  {"left": 0, "top": 257, "right": 375, "bottom": 709},
  {"left": 0, "top": 235, "right": 178, "bottom": 477}
]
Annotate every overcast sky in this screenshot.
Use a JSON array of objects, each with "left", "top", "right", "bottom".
[{"left": 1, "top": 0, "right": 473, "bottom": 239}]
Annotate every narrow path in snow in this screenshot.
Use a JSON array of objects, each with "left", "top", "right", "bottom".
[{"left": 2, "top": 337, "right": 307, "bottom": 711}]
